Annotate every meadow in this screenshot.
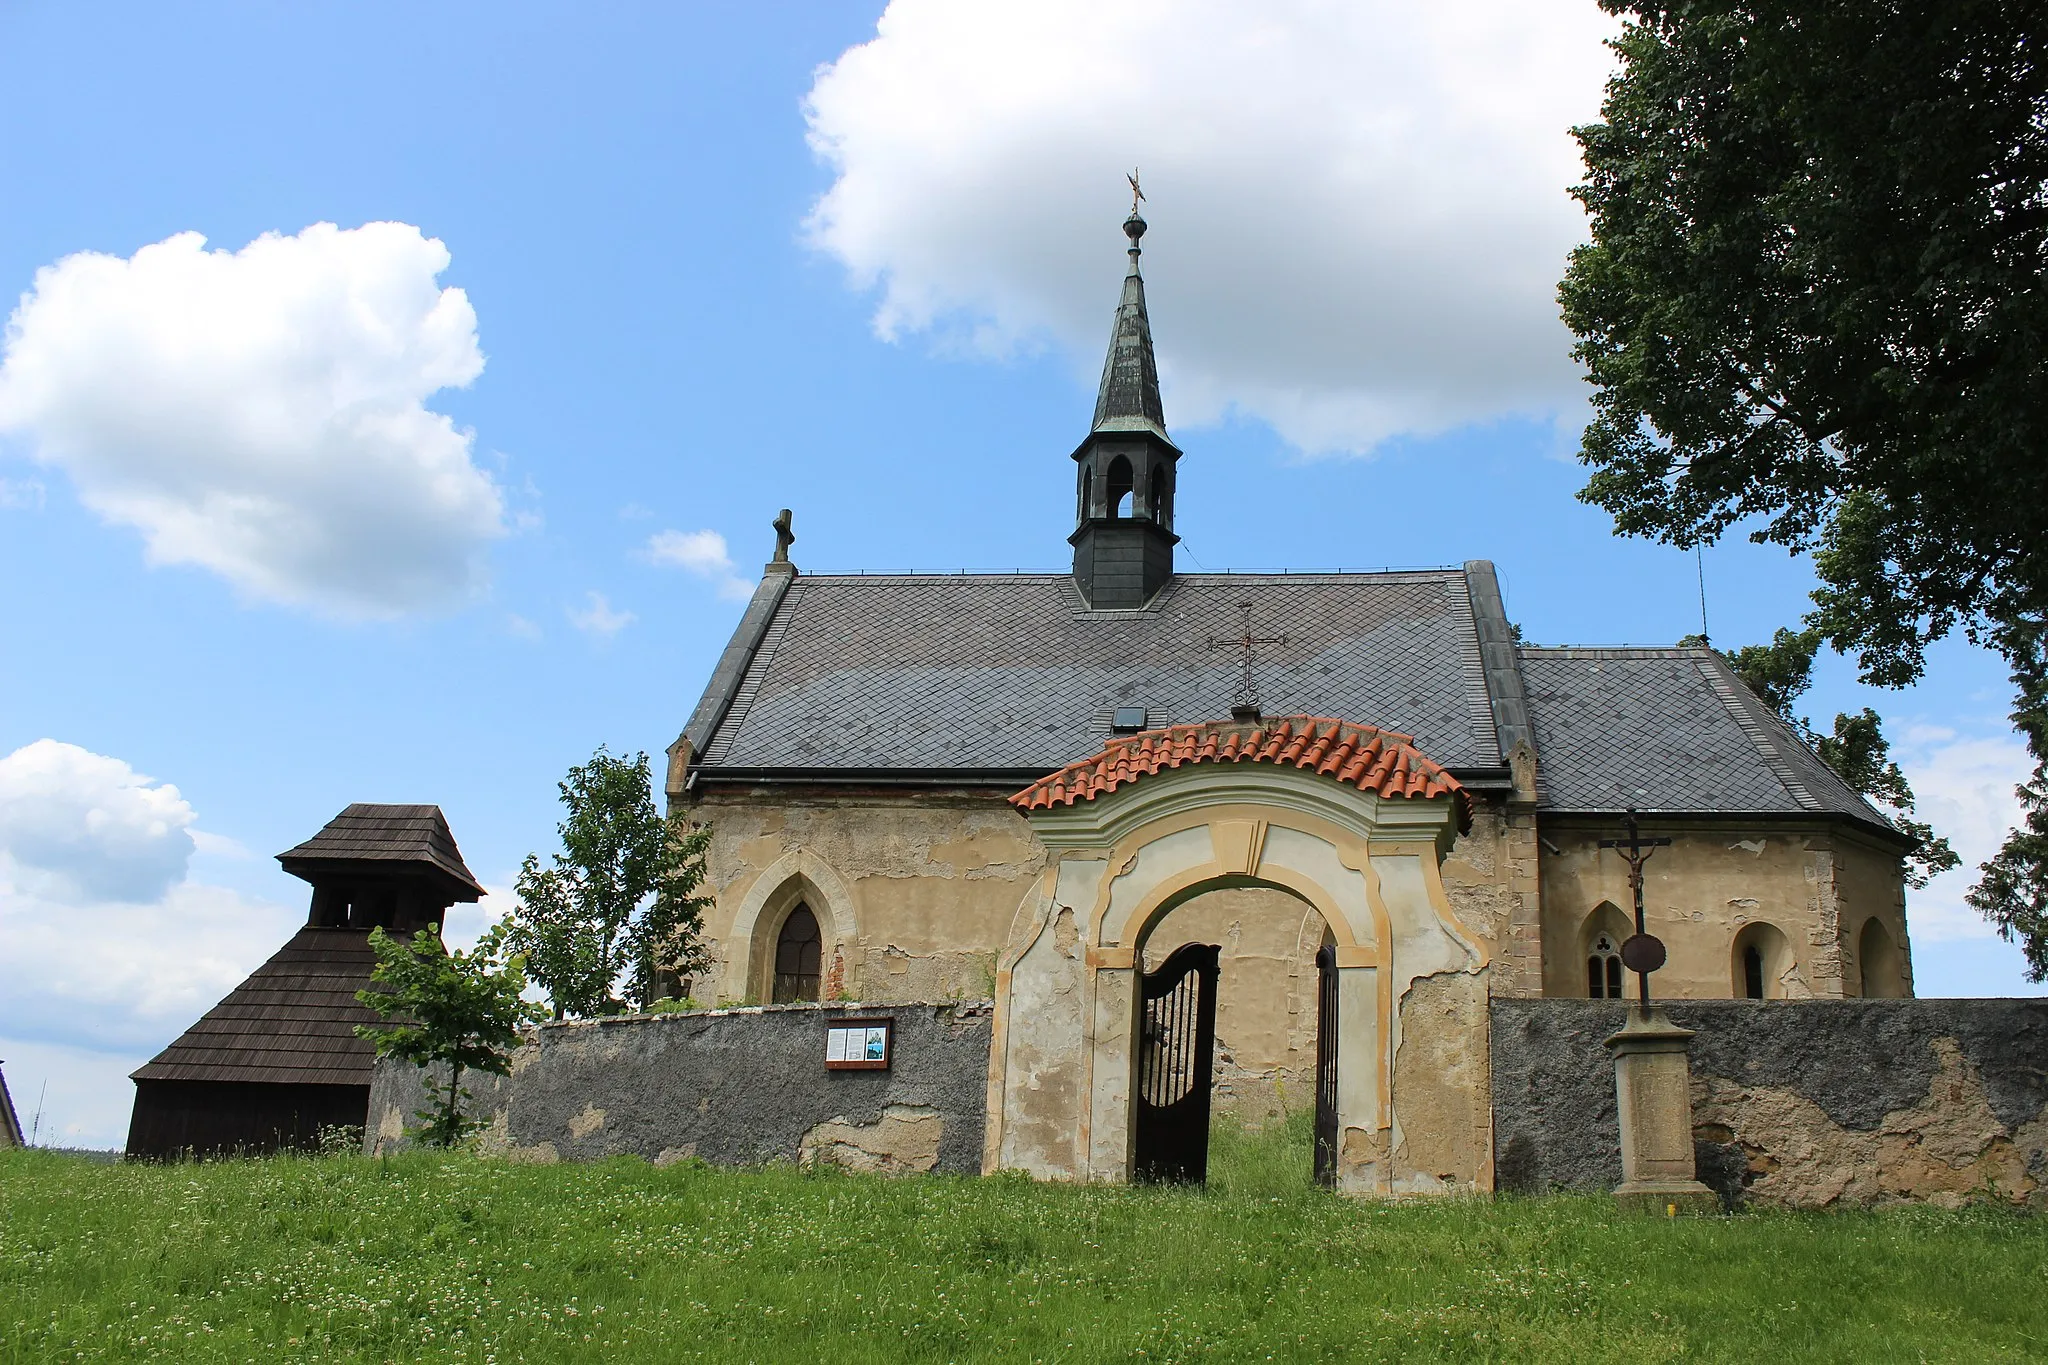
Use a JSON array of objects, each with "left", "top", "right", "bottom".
[{"left": 3, "top": 1115, "right": 2043, "bottom": 1363}]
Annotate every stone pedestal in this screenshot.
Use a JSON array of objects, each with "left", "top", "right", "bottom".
[{"left": 1604, "top": 1006, "right": 1719, "bottom": 1214}]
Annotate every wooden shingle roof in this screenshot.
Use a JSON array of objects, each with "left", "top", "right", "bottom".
[
  {"left": 277, "top": 803, "right": 485, "bottom": 900},
  {"left": 130, "top": 928, "right": 385, "bottom": 1087}
]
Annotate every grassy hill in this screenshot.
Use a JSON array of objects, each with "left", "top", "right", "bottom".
[{"left": 2, "top": 1115, "right": 2042, "bottom": 1363}]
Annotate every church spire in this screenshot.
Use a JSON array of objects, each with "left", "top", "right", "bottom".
[
  {"left": 1090, "top": 209, "right": 1168, "bottom": 439},
  {"left": 1069, "top": 184, "right": 1182, "bottom": 610}
]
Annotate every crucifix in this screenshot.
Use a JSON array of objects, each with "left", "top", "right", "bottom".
[
  {"left": 1598, "top": 807, "right": 1673, "bottom": 1007},
  {"left": 1208, "top": 601, "right": 1284, "bottom": 724}
]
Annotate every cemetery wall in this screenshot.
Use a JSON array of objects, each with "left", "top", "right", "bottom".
[
  {"left": 1491, "top": 998, "right": 2048, "bottom": 1208},
  {"left": 366, "top": 1000, "right": 992, "bottom": 1175}
]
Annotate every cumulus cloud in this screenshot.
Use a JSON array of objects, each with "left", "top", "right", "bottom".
[
  {"left": 568, "top": 590, "right": 635, "bottom": 636},
  {"left": 644, "top": 528, "right": 755, "bottom": 600},
  {"left": 1897, "top": 726, "right": 2033, "bottom": 943},
  {"left": 804, "top": 0, "right": 1617, "bottom": 455},
  {"left": 0, "top": 221, "right": 505, "bottom": 614},
  {"left": 0, "top": 740, "right": 196, "bottom": 903}
]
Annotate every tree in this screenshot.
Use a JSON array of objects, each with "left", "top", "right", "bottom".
[
  {"left": 1561, "top": 2, "right": 2048, "bottom": 969},
  {"left": 502, "top": 747, "right": 713, "bottom": 1017},
  {"left": 354, "top": 924, "right": 535, "bottom": 1147},
  {"left": 1687, "top": 628, "right": 1959, "bottom": 887}
]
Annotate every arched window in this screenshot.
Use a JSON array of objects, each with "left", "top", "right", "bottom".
[
  {"left": 773, "top": 903, "right": 822, "bottom": 1003},
  {"left": 1148, "top": 463, "right": 1167, "bottom": 523},
  {"left": 1579, "top": 902, "right": 1631, "bottom": 999},
  {"left": 1106, "top": 456, "right": 1134, "bottom": 518},
  {"left": 1858, "top": 917, "right": 1906, "bottom": 997},
  {"left": 1586, "top": 930, "right": 1624, "bottom": 999},
  {"left": 1732, "top": 922, "right": 1789, "bottom": 999},
  {"left": 1080, "top": 467, "right": 1093, "bottom": 521}
]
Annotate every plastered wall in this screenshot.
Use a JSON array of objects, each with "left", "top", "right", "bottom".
[{"left": 1537, "top": 821, "right": 1911, "bottom": 1000}]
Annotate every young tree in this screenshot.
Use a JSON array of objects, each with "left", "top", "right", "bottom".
[
  {"left": 1688, "top": 628, "right": 1959, "bottom": 888},
  {"left": 354, "top": 924, "right": 535, "bottom": 1147},
  {"left": 1561, "top": 2, "right": 2048, "bottom": 968},
  {"left": 502, "top": 747, "right": 714, "bottom": 1017}
]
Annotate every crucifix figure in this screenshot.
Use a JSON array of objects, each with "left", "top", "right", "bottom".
[
  {"left": 771, "top": 508, "right": 795, "bottom": 564},
  {"left": 1598, "top": 808, "right": 1673, "bottom": 1007},
  {"left": 1127, "top": 168, "right": 1145, "bottom": 215},
  {"left": 1208, "top": 601, "right": 1285, "bottom": 724}
]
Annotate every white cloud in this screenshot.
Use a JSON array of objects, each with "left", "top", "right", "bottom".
[
  {"left": 0, "top": 740, "right": 196, "bottom": 903},
  {"left": 0, "top": 744, "right": 298, "bottom": 1148},
  {"left": 568, "top": 589, "right": 634, "bottom": 636},
  {"left": 643, "top": 528, "right": 755, "bottom": 600},
  {"left": 0, "top": 221, "right": 505, "bottom": 615},
  {"left": 804, "top": 0, "right": 1618, "bottom": 455},
  {"left": 1897, "top": 728, "right": 2032, "bottom": 943}
]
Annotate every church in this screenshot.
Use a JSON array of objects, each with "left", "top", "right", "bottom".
[{"left": 665, "top": 207, "right": 1915, "bottom": 1192}]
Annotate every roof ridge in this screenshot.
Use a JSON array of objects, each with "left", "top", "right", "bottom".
[{"left": 1691, "top": 651, "right": 1822, "bottom": 813}]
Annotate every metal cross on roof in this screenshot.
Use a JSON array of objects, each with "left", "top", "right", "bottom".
[
  {"left": 1127, "top": 168, "right": 1145, "bottom": 214},
  {"left": 1208, "top": 601, "right": 1285, "bottom": 724}
]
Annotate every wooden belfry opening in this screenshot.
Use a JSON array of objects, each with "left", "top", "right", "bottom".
[{"left": 125, "top": 804, "right": 484, "bottom": 1159}]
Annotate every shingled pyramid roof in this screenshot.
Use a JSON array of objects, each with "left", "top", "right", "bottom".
[
  {"left": 277, "top": 803, "right": 484, "bottom": 899},
  {"left": 130, "top": 928, "right": 384, "bottom": 1087}
]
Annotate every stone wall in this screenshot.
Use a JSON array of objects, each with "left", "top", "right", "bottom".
[
  {"left": 1492, "top": 998, "right": 2048, "bottom": 1207},
  {"left": 367, "top": 1001, "right": 992, "bottom": 1175}
]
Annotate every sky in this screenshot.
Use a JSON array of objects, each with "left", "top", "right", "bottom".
[{"left": 0, "top": 1, "right": 2038, "bottom": 1149}]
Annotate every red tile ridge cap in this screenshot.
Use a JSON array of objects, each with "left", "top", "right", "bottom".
[{"left": 1010, "top": 715, "right": 1469, "bottom": 829}]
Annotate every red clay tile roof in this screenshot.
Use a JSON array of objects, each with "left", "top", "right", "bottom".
[{"left": 1010, "top": 715, "right": 1469, "bottom": 827}]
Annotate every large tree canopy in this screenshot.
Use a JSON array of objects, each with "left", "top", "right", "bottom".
[{"left": 1562, "top": 1, "right": 2048, "bottom": 972}]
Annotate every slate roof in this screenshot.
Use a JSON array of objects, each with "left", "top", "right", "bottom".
[
  {"left": 1518, "top": 646, "right": 1898, "bottom": 832},
  {"left": 277, "top": 803, "right": 485, "bottom": 899},
  {"left": 130, "top": 929, "right": 383, "bottom": 1087},
  {"left": 682, "top": 564, "right": 1904, "bottom": 841},
  {"left": 689, "top": 569, "right": 1504, "bottom": 777},
  {"left": 1013, "top": 716, "right": 1468, "bottom": 827},
  {"left": 1089, "top": 220, "right": 1171, "bottom": 443}
]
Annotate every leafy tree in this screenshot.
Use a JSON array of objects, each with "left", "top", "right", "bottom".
[
  {"left": 354, "top": 924, "right": 535, "bottom": 1147},
  {"left": 1688, "top": 628, "right": 1959, "bottom": 887},
  {"left": 503, "top": 747, "right": 713, "bottom": 1017},
  {"left": 1562, "top": 2, "right": 2047, "bottom": 967}
]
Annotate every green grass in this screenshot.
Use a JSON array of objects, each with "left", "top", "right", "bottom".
[{"left": 3, "top": 1113, "right": 2043, "bottom": 1363}]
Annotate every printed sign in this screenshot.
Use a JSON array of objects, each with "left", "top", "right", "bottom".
[{"left": 825, "top": 1018, "right": 893, "bottom": 1071}]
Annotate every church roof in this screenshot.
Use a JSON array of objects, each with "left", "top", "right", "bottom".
[
  {"left": 276, "top": 803, "right": 485, "bottom": 899},
  {"left": 682, "top": 565, "right": 1903, "bottom": 839},
  {"left": 130, "top": 928, "right": 384, "bottom": 1087},
  {"left": 1011, "top": 716, "right": 1468, "bottom": 825},
  {"left": 686, "top": 567, "right": 1509, "bottom": 779},
  {"left": 1519, "top": 646, "right": 1900, "bottom": 832}
]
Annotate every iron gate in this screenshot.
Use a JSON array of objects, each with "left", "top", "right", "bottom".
[
  {"left": 1132, "top": 942, "right": 1221, "bottom": 1184},
  {"left": 1313, "top": 944, "right": 1339, "bottom": 1188}
]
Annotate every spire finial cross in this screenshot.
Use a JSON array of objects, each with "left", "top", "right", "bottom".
[
  {"left": 1127, "top": 168, "right": 1145, "bottom": 215},
  {"left": 1208, "top": 601, "right": 1285, "bottom": 724}
]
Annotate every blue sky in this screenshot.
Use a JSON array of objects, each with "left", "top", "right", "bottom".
[{"left": 0, "top": 1, "right": 2037, "bottom": 1147}]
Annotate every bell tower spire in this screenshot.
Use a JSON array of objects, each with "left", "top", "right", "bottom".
[{"left": 1070, "top": 180, "right": 1181, "bottom": 609}]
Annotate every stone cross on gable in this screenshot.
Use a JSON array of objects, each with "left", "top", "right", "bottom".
[{"left": 1208, "top": 601, "right": 1285, "bottom": 724}]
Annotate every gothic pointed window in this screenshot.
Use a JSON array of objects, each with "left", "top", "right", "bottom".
[
  {"left": 1080, "top": 467, "right": 1093, "bottom": 521},
  {"left": 1587, "top": 931, "right": 1624, "bottom": 999},
  {"left": 1148, "top": 462, "right": 1167, "bottom": 522},
  {"left": 773, "top": 903, "right": 822, "bottom": 1003}
]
